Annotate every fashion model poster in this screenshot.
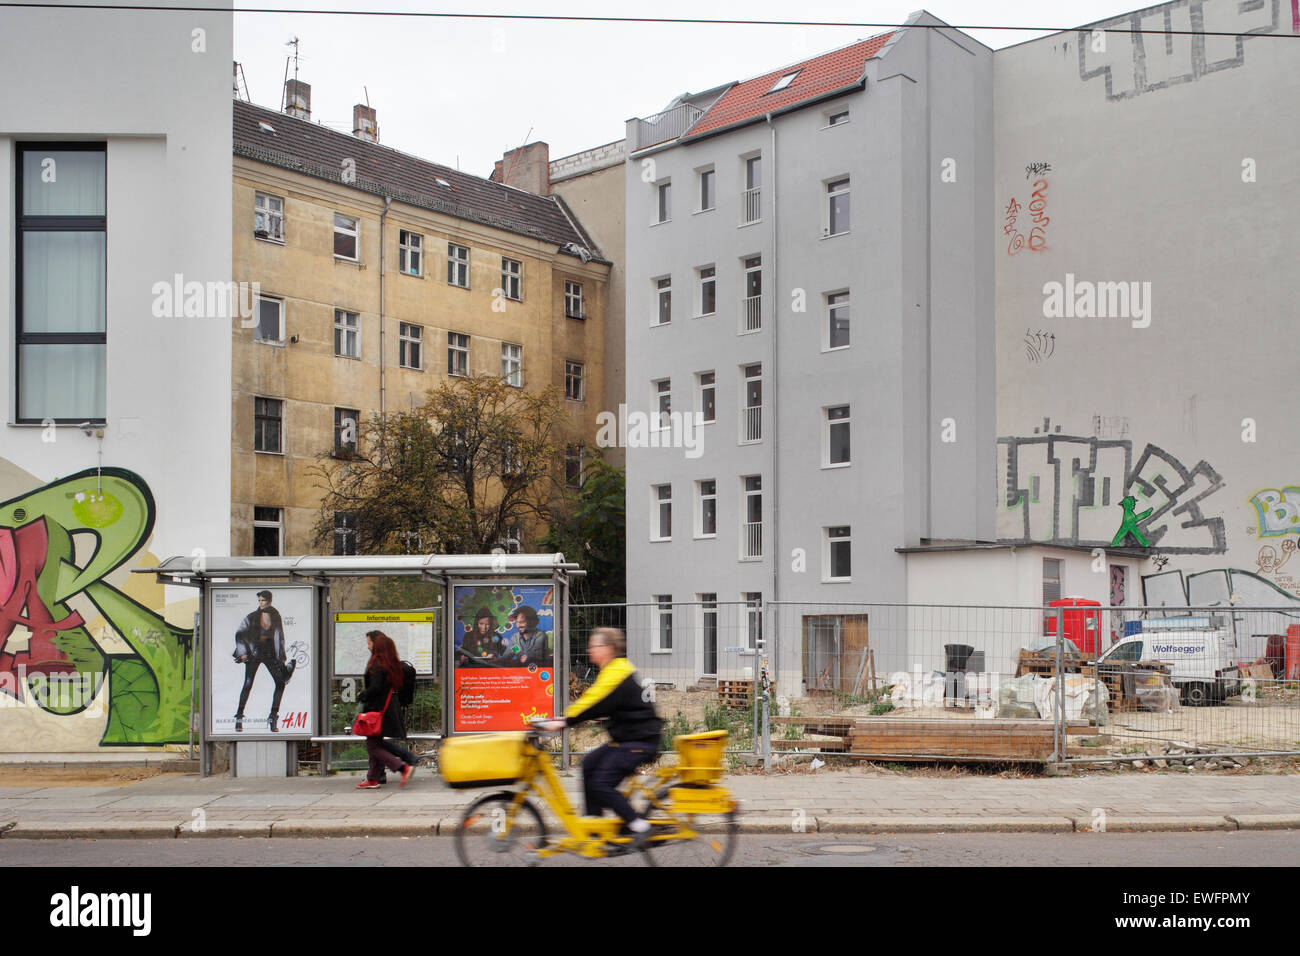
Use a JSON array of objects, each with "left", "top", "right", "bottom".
[
  {"left": 208, "top": 584, "right": 316, "bottom": 739},
  {"left": 451, "top": 583, "right": 556, "bottom": 731}
]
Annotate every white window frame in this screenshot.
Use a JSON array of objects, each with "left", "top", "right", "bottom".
[
  {"left": 743, "top": 592, "right": 762, "bottom": 650},
  {"left": 252, "top": 506, "right": 284, "bottom": 556},
  {"left": 825, "top": 526, "right": 852, "bottom": 582},
  {"left": 254, "top": 295, "right": 284, "bottom": 344},
  {"left": 254, "top": 192, "right": 284, "bottom": 243},
  {"left": 447, "top": 332, "right": 469, "bottom": 376},
  {"left": 399, "top": 229, "right": 422, "bottom": 276},
  {"left": 697, "top": 265, "right": 716, "bottom": 317},
  {"left": 655, "top": 276, "right": 672, "bottom": 326},
  {"left": 447, "top": 243, "right": 470, "bottom": 288},
  {"left": 741, "top": 475, "right": 762, "bottom": 560},
  {"left": 824, "top": 404, "right": 851, "bottom": 468},
  {"left": 697, "top": 167, "right": 716, "bottom": 212},
  {"left": 656, "top": 180, "right": 672, "bottom": 224},
  {"left": 651, "top": 484, "right": 672, "bottom": 541},
  {"left": 564, "top": 280, "right": 584, "bottom": 319},
  {"left": 741, "top": 155, "right": 762, "bottom": 225},
  {"left": 333, "top": 511, "right": 359, "bottom": 556},
  {"left": 398, "top": 322, "right": 423, "bottom": 370},
  {"left": 334, "top": 309, "right": 360, "bottom": 359},
  {"left": 565, "top": 360, "right": 585, "bottom": 402},
  {"left": 697, "top": 371, "right": 716, "bottom": 424},
  {"left": 698, "top": 593, "right": 719, "bottom": 674},
  {"left": 740, "top": 364, "right": 762, "bottom": 444},
  {"left": 825, "top": 177, "right": 850, "bottom": 238},
  {"left": 502, "top": 342, "right": 522, "bottom": 387},
  {"left": 653, "top": 595, "right": 674, "bottom": 652},
  {"left": 825, "top": 289, "right": 851, "bottom": 351},
  {"left": 501, "top": 257, "right": 523, "bottom": 302},
  {"left": 653, "top": 378, "right": 671, "bottom": 431},
  {"left": 824, "top": 108, "right": 850, "bottom": 127},
  {"left": 695, "top": 479, "right": 717, "bottom": 539},
  {"left": 334, "top": 212, "right": 360, "bottom": 261},
  {"left": 741, "top": 255, "right": 762, "bottom": 333},
  {"left": 767, "top": 70, "right": 800, "bottom": 93}
]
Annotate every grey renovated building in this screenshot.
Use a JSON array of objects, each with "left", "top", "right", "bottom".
[{"left": 623, "top": 12, "right": 995, "bottom": 688}]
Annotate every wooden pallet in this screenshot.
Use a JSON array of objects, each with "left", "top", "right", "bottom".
[{"left": 717, "top": 679, "right": 753, "bottom": 708}]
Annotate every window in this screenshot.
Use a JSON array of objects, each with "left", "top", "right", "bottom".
[
  {"left": 254, "top": 397, "right": 283, "bottom": 453},
  {"left": 741, "top": 364, "right": 762, "bottom": 443},
  {"left": 827, "top": 291, "right": 850, "bottom": 349},
  {"left": 826, "top": 178, "right": 850, "bottom": 236},
  {"left": 565, "top": 360, "right": 585, "bottom": 401},
  {"left": 654, "top": 595, "right": 673, "bottom": 651},
  {"left": 697, "top": 372, "right": 715, "bottom": 424},
  {"left": 699, "top": 594, "right": 718, "bottom": 673},
  {"left": 742, "top": 155, "right": 762, "bottom": 224},
  {"left": 447, "top": 243, "right": 470, "bottom": 288},
  {"left": 826, "top": 526, "right": 852, "bottom": 581},
  {"left": 1043, "top": 558, "right": 1062, "bottom": 605},
  {"left": 334, "top": 212, "right": 359, "bottom": 259},
  {"left": 334, "top": 309, "right": 360, "bottom": 359},
  {"left": 501, "top": 257, "right": 522, "bottom": 301},
  {"left": 654, "top": 379, "right": 671, "bottom": 429},
  {"left": 16, "top": 145, "right": 108, "bottom": 422},
  {"left": 827, "top": 109, "right": 850, "bottom": 126},
  {"left": 334, "top": 407, "right": 359, "bottom": 457},
  {"left": 333, "top": 512, "right": 359, "bottom": 556},
  {"left": 399, "top": 322, "right": 422, "bottom": 370},
  {"left": 698, "top": 266, "right": 716, "bottom": 317},
  {"left": 825, "top": 405, "right": 850, "bottom": 466},
  {"left": 698, "top": 168, "right": 715, "bottom": 211},
  {"left": 652, "top": 484, "right": 672, "bottom": 541},
  {"left": 656, "top": 180, "right": 671, "bottom": 223},
  {"left": 767, "top": 70, "right": 800, "bottom": 93},
  {"left": 254, "top": 192, "right": 284, "bottom": 242},
  {"left": 253, "top": 507, "right": 283, "bottom": 556},
  {"left": 696, "top": 479, "right": 717, "bottom": 537},
  {"left": 502, "top": 343, "right": 522, "bottom": 387},
  {"left": 742, "top": 476, "right": 762, "bottom": 559},
  {"left": 565, "top": 445, "right": 584, "bottom": 487},
  {"left": 255, "top": 295, "right": 284, "bottom": 344},
  {"left": 565, "top": 280, "right": 584, "bottom": 319},
  {"left": 655, "top": 276, "right": 672, "bottom": 326},
  {"left": 742, "top": 255, "right": 762, "bottom": 332},
  {"left": 399, "top": 230, "right": 422, "bottom": 276},
  {"left": 744, "top": 592, "right": 763, "bottom": 649},
  {"left": 447, "top": 332, "right": 469, "bottom": 376}
]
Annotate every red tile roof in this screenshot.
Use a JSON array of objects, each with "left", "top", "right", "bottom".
[{"left": 685, "top": 32, "right": 895, "bottom": 139}]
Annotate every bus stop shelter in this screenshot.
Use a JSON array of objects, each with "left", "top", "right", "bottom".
[{"left": 135, "top": 553, "right": 581, "bottom": 777}]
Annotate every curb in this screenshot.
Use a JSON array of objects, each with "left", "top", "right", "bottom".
[
  {"left": 3, "top": 821, "right": 184, "bottom": 840},
  {"left": 179, "top": 821, "right": 274, "bottom": 838},
  {"left": 1226, "top": 814, "right": 1300, "bottom": 830},
  {"left": 270, "top": 818, "right": 439, "bottom": 838},
  {"left": 816, "top": 816, "right": 1075, "bottom": 834},
  {"left": 1070, "top": 815, "right": 1234, "bottom": 832}
]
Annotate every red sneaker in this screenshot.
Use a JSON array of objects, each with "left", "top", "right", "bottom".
[
  {"left": 400, "top": 764, "right": 415, "bottom": 787},
  {"left": 356, "top": 779, "right": 382, "bottom": 789}
]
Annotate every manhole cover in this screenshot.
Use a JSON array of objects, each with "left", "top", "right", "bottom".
[{"left": 817, "top": 844, "right": 878, "bottom": 854}]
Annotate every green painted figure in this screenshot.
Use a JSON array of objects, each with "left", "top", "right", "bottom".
[{"left": 1112, "top": 495, "right": 1152, "bottom": 547}]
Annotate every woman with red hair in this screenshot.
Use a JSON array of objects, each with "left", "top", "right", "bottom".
[{"left": 356, "top": 630, "right": 415, "bottom": 789}]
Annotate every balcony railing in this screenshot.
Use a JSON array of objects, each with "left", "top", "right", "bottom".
[
  {"left": 629, "top": 104, "right": 704, "bottom": 152},
  {"left": 743, "top": 521, "right": 763, "bottom": 559},
  {"left": 742, "top": 294, "right": 762, "bottom": 333},
  {"left": 742, "top": 405, "right": 762, "bottom": 442},
  {"left": 742, "top": 187, "right": 762, "bottom": 224}
]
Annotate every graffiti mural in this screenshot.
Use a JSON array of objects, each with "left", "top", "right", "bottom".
[
  {"left": 1078, "top": 0, "right": 1292, "bottom": 103},
  {"left": 1250, "top": 487, "right": 1300, "bottom": 536},
  {"left": 1004, "top": 176, "right": 1050, "bottom": 255},
  {"left": 1024, "top": 329, "right": 1056, "bottom": 363},
  {"left": 998, "top": 418, "right": 1226, "bottom": 553},
  {"left": 1141, "top": 567, "right": 1300, "bottom": 658},
  {"left": 0, "top": 468, "right": 192, "bottom": 748}
]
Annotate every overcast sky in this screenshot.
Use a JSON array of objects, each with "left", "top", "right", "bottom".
[{"left": 234, "top": 1, "right": 1140, "bottom": 176}]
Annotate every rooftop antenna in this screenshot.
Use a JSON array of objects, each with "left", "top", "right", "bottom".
[{"left": 281, "top": 36, "right": 300, "bottom": 112}]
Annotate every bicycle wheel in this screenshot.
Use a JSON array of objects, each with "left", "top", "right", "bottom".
[
  {"left": 454, "top": 791, "right": 548, "bottom": 867},
  {"left": 642, "top": 787, "right": 739, "bottom": 867}
]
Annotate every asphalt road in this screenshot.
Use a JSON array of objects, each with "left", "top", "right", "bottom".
[{"left": 3, "top": 831, "right": 1297, "bottom": 867}]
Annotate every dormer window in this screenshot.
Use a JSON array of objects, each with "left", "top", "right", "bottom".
[{"left": 767, "top": 71, "right": 800, "bottom": 94}]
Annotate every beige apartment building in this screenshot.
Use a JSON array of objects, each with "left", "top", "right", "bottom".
[{"left": 231, "top": 94, "right": 610, "bottom": 557}]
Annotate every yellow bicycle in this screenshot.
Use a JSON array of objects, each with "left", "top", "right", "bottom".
[{"left": 440, "top": 726, "right": 739, "bottom": 866}]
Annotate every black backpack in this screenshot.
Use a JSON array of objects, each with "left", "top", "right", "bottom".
[{"left": 398, "top": 661, "right": 417, "bottom": 707}]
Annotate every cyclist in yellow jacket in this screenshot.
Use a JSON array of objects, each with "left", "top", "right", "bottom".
[{"left": 541, "top": 627, "right": 661, "bottom": 846}]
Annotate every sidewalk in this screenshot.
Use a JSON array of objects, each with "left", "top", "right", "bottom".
[{"left": 1, "top": 767, "right": 1298, "bottom": 839}]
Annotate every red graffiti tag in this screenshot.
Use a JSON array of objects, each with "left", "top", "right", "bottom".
[
  {"left": 1027, "top": 178, "right": 1050, "bottom": 251},
  {"left": 1004, "top": 197, "right": 1025, "bottom": 254},
  {"left": 0, "top": 522, "right": 86, "bottom": 700}
]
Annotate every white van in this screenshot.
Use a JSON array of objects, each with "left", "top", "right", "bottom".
[{"left": 1098, "top": 620, "right": 1240, "bottom": 706}]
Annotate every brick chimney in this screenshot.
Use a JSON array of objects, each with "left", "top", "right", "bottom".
[
  {"left": 353, "top": 104, "right": 378, "bottom": 143},
  {"left": 490, "top": 142, "right": 550, "bottom": 195},
  {"left": 284, "top": 79, "right": 311, "bottom": 120}
]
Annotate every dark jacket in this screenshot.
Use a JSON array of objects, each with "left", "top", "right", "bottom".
[
  {"left": 361, "top": 666, "right": 406, "bottom": 739},
  {"left": 564, "top": 657, "right": 661, "bottom": 745},
  {"left": 234, "top": 607, "right": 285, "bottom": 662}
]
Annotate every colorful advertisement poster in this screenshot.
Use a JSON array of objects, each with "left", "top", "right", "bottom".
[
  {"left": 452, "top": 583, "right": 556, "bottom": 732},
  {"left": 334, "top": 611, "right": 436, "bottom": 677},
  {"left": 207, "top": 584, "right": 316, "bottom": 740}
]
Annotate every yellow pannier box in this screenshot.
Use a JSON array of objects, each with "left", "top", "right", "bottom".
[
  {"left": 673, "top": 729, "right": 728, "bottom": 784},
  {"left": 439, "top": 732, "right": 528, "bottom": 789},
  {"left": 667, "top": 785, "right": 734, "bottom": 814}
]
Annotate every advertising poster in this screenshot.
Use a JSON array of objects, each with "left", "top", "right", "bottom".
[
  {"left": 334, "top": 611, "right": 436, "bottom": 677},
  {"left": 208, "top": 584, "right": 316, "bottom": 740},
  {"left": 452, "top": 583, "right": 556, "bottom": 731}
]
